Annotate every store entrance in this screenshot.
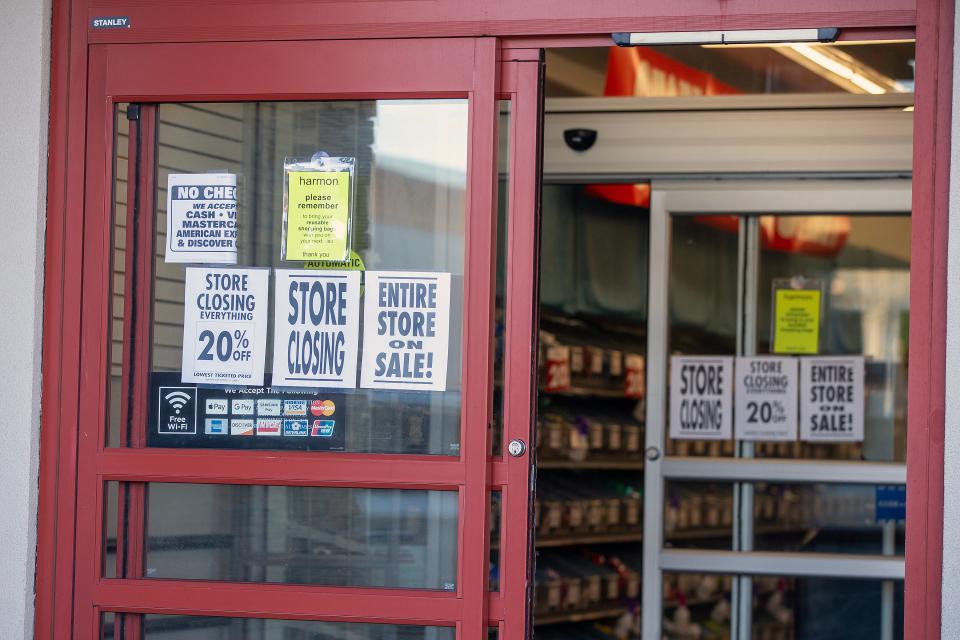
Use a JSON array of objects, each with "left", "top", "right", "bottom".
[{"left": 530, "top": 41, "right": 913, "bottom": 640}]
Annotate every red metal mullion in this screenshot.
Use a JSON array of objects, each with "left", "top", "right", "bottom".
[
  {"left": 905, "top": 0, "right": 953, "bottom": 638},
  {"left": 35, "top": 1, "right": 90, "bottom": 637},
  {"left": 101, "top": 40, "right": 476, "bottom": 99},
  {"left": 499, "top": 55, "right": 542, "bottom": 640},
  {"left": 122, "top": 103, "right": 159, "bottom": 640},
  {"left": 113, "top": 99, "right": 137, "bottom": 640},
  {"left": 73, "top": 45, "right": 117, "bottom": 639},
  {"left": 458, "top": 37, "right": 499, "bottom": 640},
  {"left": 97, "top": 449, "right": 465, "bottom": 489},
  {"left": 96, "top": 579, "right": 463, "bottom": 625}
]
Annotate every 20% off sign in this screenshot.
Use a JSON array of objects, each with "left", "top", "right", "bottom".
[{"left": 181, "top": 267, "right": 269, "bottom": 385}]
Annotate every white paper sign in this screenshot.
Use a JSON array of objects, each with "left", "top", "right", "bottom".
[
  {"left": 800, "top": 356, "right": 864, "bottom": 442},
  {"left": 271, "top": 269, "right": 360, "bottom": 388},
  {"left": 360, "top": 271, "right": 451, "bottom": 391},
  {"left": 165, "top": 173, "right": 238, "bottom": 264},
  {"left": 669, "top": 356, "right": 733, "bottom": 440},
  {"left": 734, "top": 356, "right": 798, "bottom": 441},
  {"left": 181, "top": 267, "right": 269, "bottom": 386}
]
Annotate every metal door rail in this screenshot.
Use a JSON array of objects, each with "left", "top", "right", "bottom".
[
  {"left": 661, "top": 549, "right": 905, "bottom": 580},
  {"left": 662, "top": 457, "right": 906, "bottom": 485}
]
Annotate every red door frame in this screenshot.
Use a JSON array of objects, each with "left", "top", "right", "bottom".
[
  {"left": 38, "top": 1, "right": 950, "bottom": 639},
  {"left": 54, "top": 35, "right": 516, "bottom": 639}
]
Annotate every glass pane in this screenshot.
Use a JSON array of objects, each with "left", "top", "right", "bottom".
[
  {"left": 101, "top": 614, "right": 455, "bottom": 640},
  {"left": 141, "top": 483, "right": 457, "bottom": 590},
  {"left": 756, "top": 215, "right": 910, "bottom": 462},
  {"left": 662, "top": 572, "right": 734, "bottom": 638},
  {"left": 490, "top": 490, "right": 501, "bottom": 592},
  {"left": 752, "top": 483, "right": 905, "bottom": 556},
  {"left": 491, "top": 100, "right": 510, "bottom": 457},
  {"left": 663, "top": 480, "right": 905, "bottom": 557},
  {"left": 112, "top": 99, "right": 469, "bottom": 454},
  {"left": 534, "top": 183, "right": 647, "bottom": 633},
  {"left": 663, "top": 481, "right": 734, "bottom": 550},
  {"left": 665, "top": 214, "right": 739, "bottom": 456},
  {"left": 545, "top": 42, "right": 915, "bottom": 98},
  {"left": 669, "top": 215, "right": 738, "bottom": 356},
  {"left": 662, "top": 573, "right": 903, "bottom": 640},
  {"left": 108, "top": 104, "right": 129, "bottom": 448},
  {"left": 104, "top": 480, "right": 118, "bottom": 578}
]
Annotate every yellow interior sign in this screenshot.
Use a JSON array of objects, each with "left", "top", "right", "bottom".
[
  {"left": 773, "top": 289, "right": 821, "bottom": 354},
  {"left": 285, "top": 170, "right": 350, "bottom": 261}
]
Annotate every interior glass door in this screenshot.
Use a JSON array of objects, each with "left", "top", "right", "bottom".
[
  {"left": 643, "top": 180, "right": 910, "bottom": 639},
  {"left": 73, "top": 37, "right": 538, "bottom": 640}
]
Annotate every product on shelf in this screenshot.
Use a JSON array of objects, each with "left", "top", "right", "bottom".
[
  {"left": 537, "top": 410, "right": 644, "bottom": 463},
  {"left": 535, "top": 473, "right": 642, "bottom": 540},
  {"left": 539, "top": 327, "right": 644, "bottom": 398}
]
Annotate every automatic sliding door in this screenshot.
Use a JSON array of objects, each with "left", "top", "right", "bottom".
[{"left": 645, "top": 180, "right": 910, "bottom": 640}]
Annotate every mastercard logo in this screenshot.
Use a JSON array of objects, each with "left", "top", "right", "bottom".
[{"left": 310, "top": 399, "right": 336, "bottom": 417}]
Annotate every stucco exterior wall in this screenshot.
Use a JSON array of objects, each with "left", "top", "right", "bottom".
[{"left": 0, "top": 0, "right": 51, "bottom": 637}]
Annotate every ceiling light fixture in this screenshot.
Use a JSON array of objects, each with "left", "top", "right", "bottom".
[{"left": 776, "top": 43, "right": 906, "bottom": 94}]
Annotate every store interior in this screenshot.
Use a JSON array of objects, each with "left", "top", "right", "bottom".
[{"left": 524, "top": 41, "right": 913, "bottom": 640}]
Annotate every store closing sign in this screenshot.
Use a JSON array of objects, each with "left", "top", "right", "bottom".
[
  {"left": 165, "top": 173, "right": 238, "bottom": 264},
  {"left": 360, "top": 271, "right": 451, "bottom": 391},
  {"left": 800, "top": 356, "right": 864, "bottom": 442},
  {"left": 734, "top": 357, "right": 798, "bottom": 441},
  {"left": 669, "top": 356, "right": 733, "bottom": 440},
  {"left": 181, "top": 267, "right": 269, "bottom": 386},
  {"left": 271, "top": 270, "right": 360, "bottom": 388}
]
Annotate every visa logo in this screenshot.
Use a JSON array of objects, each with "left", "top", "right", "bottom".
[
  {"left": 205, "top": 418, "right": 228, "bottom": 435},
  {"left": 311, "top": 420, "right": 335, "bottom": 437},
  {"left": 283, "top": 400, "right": 308, "bottom": 416}
]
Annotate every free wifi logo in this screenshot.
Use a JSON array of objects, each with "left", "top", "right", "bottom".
[
  {"left": 157, "top": 386, "right": 197, "bottom": 435},
  {"left": 165, "top": 390, "right": 192, "bottom": 415}
]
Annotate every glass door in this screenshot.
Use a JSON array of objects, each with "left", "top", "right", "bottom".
[
  {"left": 643, "top": 179, "right": 910, "bottom": 639},
  {"left": 73, "top": 38, "right": 540, "bottom": 640}
]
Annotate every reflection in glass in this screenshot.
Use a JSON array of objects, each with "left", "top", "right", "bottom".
[
  {"left": 109, "top": 100, "right": 470, "bottom": 454},
  {"left": 100, "top": 614, "right": 455, "bottom": 640},
  {"left": 757, "top": 215, "right": 910, "bottom": 462},
  {"left": 664, "top": 480, "right": 905, "bottom": 557},
  {"left": 144, "top": 483, "right": 458, "bottom": 590},
  {"left": 546, "top": 43, "right": 915, "bottom": 98}
]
